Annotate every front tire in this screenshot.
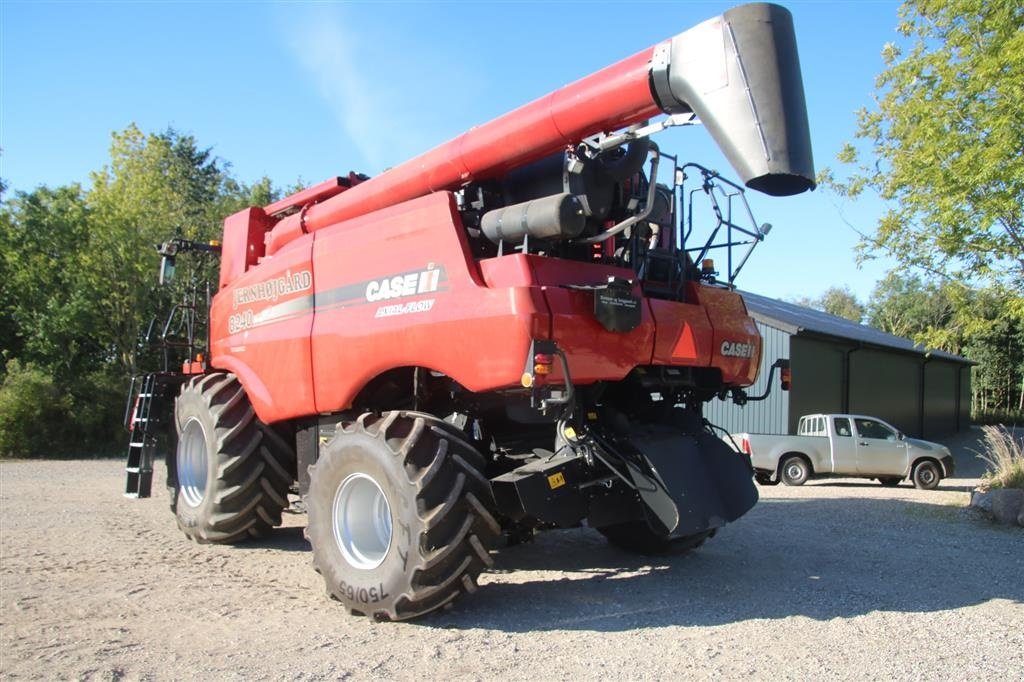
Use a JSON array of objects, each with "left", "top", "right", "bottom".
[
  {"left": 912, "top": 460, "right": 941, "bottom": 490},
  {"left": 170, "top": 373, "right": 295, "bottom": 543},
  {"left": 780, "top": 455, "right": 810, "bottom": 486},
  {"left": 306, "top": 411, "right": 500, "bottom": 621}
]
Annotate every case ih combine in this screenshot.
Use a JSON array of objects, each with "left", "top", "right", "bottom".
[{"left": 125, "top": 2, "right": 814, "bottom": 620}]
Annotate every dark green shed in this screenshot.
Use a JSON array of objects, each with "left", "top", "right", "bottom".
[{"left": 705, "top": 291, "right": 973, "bottom": 438}]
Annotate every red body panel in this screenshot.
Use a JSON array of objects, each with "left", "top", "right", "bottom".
[
  {"left": 649, "top": 292, "right": 715, "bottom": 368},
  {"left": 210, "top": 190, "right": 762, "bottom": 423},
  {"left": 210, "top": 234, "right": 316, "bottom": 422},
  {"left": 697, "top": 286, "right": 762, "bottom": 386},
  {"left": 310, "top": 194, "right": 548, "bottom": 414},
  {"left": 219, "top": 208, "right": 271, "bottom": 291}
]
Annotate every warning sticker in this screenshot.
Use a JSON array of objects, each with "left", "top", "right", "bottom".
[{"left": 547, "top": 472, "right": 567, "bottom": 489}]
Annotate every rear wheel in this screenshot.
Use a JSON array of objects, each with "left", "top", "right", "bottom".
[
  {"left": 779, "top": 455, "right": 810, "bottom": 486},
  {"left": 306, "top": 411, "right": 500, "bottom": 621},
  {"left": 597, "top": 521, "right": 714, "bottom": 555},
  {"left": 170, "top": 373, "right": 295, "bottom": 543},
  {"left": 912, "top": 460, "right": 941, "bottom": 490}
]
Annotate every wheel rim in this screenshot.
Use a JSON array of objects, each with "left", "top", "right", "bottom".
[
  {"left": 177, "top": 418, "right": 208, "bottom": 508},
  {"left": 786, "top": 462, "right": 804, "bottom": 482},
  {"left": 918, "top": 466, "right": 937, "bottom": 486},
  {"left": 332, "top": 473, "right": 393, "bottom": 570}
]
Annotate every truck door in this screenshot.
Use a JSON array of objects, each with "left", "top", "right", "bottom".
[
  {"left": 853, "top": 418, "right": 907, "bottom": 475},
  {"left": 830, "top": 417, "right": 857, "bottom": 474}
]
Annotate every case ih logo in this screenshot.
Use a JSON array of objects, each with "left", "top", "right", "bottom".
[
  {"left": 720, "top": 341, "right": 755, "bottom": 358},
  {"left": 365, "top": 267, "right": 442, "bottom": 302}
]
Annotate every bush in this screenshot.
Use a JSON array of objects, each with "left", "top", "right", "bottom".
[
  {"left": 973, "top": 408, "right": 1024, "bottom": 427},
  {"left": 0, "top": 360, "right": 71, "bottom": 457},
  {"left": 977, "top": 425, "right": 1024, "bottom": 490},
  {"left": 0, "top": 361, "right": 126, "bottom": 457}
]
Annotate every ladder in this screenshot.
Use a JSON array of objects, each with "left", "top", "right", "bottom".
[{"left": 123, "top": 374, "right": 170, "bottom": 498}]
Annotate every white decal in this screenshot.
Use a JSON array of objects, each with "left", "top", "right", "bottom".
[
  {"left": 233, "top": 269, "right": 312, "bottom": 309},
  {"left": 228, "top": 310, "right": 255, "bottom": 334},
  {"left": 374, "top": 299, "right": 436, "bottom": 318},
  {"left": 721, "top": 340, "right": 755, "bottom": 358},
  {"left": 366, "top": 267, "right": 441, "bottom": 302}
]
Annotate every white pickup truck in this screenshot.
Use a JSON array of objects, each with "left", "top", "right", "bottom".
[{"left": 730, "top": 414, "right": 956, "bottom": 490}]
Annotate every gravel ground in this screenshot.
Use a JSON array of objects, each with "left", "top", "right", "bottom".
[{"left": 1, "top": 429, "right": 1021, "bottom": 680}]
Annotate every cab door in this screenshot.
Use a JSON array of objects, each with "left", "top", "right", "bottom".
[
  {"left": 830, "top": 417, "right": 857, "bottom": 474},
  {"left": 853, "top": 418, "right": 908, "bottom": 475}
]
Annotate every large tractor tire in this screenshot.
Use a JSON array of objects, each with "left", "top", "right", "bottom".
[
  {"left": 306, "top": 411, "right": 500, "bottom": 621},
  {"left": 170, "top": 373, "right": 295, "bottom": 544},
  {"left": 597, "top": 521, "right": 714, "bottom": 556}
]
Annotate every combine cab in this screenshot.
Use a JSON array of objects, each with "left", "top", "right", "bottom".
[{"left": 126, "top": 2, "right": 814, "bottom": 620}]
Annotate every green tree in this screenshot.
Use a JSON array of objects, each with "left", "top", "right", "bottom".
[
  {"left": 0, "top": 124, "right": 282, "bottom": 455},
  {"left": 826, "top": 0, "right": 1024, "bottom": 288},
  {"left": 85, "top": 125, "right": 236, "bottom": 375},
  {"left": 791, "top": 286, "right": 865, "bottom": 323},
  {"left": 866, "top": 272, "right": 955, "bottom": 342}
]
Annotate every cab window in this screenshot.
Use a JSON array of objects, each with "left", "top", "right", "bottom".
[
  {"left": 854, "top": 418, "right": 896, "bottom": 441},
  {"left": 833, "top": 417, "right": 852, "bottom": 437}
]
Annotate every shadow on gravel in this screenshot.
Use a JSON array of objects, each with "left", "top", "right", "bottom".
[
  {"left": 235, "top": 525, "right": 310, "bottom": 553},
  {"left": 421, "top": 496, "right": 1022, "bottom": 633}
]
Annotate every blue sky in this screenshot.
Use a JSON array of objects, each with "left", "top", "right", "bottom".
[{"left": 1, "top": 0, "right": 904, "bottom": 303}]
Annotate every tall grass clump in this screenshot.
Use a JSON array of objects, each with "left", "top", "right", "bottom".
[{"left": 977, "top": 425, "right": 1024, "bottom": 490}]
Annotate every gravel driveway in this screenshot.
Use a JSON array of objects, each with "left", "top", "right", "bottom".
[{"left": 2, "top": 429, "right": 1021, "bottom": 680}]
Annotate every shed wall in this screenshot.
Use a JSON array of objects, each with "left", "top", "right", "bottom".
[
  {"left": 788, "top": 336, "right": 848, "bottom": 434},
  {"left": 923, "top": 361, "right": 957, "bottom": 438},
  {"left": 849, "top": 349, "right": 921, "bottom": 436}
]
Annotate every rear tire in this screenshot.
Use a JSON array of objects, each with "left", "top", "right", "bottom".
[
  {"left": 755, "top": 472, "right": 779, "bottom": 486},
  {"left": 912, "top": 460, "right": 941, "bottom": 490},
  {"left": 306, "top": 411, "right": 500, "bottom": 621},
  {"left": 779, "top": 455, "right": 810, "bottom": 486},
  {"left": 597, "top": 521, "right": 714, "bottom": 555},
  {"left": 170, "top": 373, "right": 295, "bottom": 543}
]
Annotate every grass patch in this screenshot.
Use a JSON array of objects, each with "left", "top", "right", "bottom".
[{"left": 975, "top": 425, "right": 1024, "bottom": 490}]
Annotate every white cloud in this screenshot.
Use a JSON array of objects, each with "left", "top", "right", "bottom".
[{"left": 283, "top": 7, "right": 480, "bottom": 174}]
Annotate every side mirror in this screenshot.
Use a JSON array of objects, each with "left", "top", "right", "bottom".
[
  {"left": 159, "top": 255, "right": 176, "bottom": 285},
  {"left": 898, "top": 431, "right": 905, "bottom": 441}
]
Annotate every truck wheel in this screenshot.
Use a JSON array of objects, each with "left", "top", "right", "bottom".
[
  {"left": 911, "top": 460, "right": 941, "bottom": 490},
  {"left": 878, "top": 476, "right": 902, "bottom": 487},
  {"left": 779, "top": 456, "right": 810, "bottom": 486},
  {"left": 306, "top": 411, "right": 500, "bottom": 621},
  {"left": 597, "top": 521, "right": 714, "bottom": 555},
  {"left": 170, "top": 373, "right": 295, "bottom": 543}
]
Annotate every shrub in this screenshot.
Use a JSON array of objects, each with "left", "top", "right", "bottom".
[
  {"left": 973, "top": 408, "right": 1024, "bottom": 427},
  {"left": 0, "top": 360, "right": 71, "bottom": 457},
  {"left": 0, "top": 361, "right": 126, "bottom": 457},
  {"left": 976, "top": 425, "right": 1024, "bottom": 490}
]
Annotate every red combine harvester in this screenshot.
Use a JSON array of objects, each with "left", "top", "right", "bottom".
[{"left": 125, "top": 2, "right": 814, "bottom": 620}]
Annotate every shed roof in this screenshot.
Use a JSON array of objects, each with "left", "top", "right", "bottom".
[{"left": 738, "top": 289, "right": 973, "bottom": 364}]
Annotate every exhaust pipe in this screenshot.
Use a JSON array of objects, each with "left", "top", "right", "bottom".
[{"left": 652, "top": 3, "right": 815, "bottom": 196}]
